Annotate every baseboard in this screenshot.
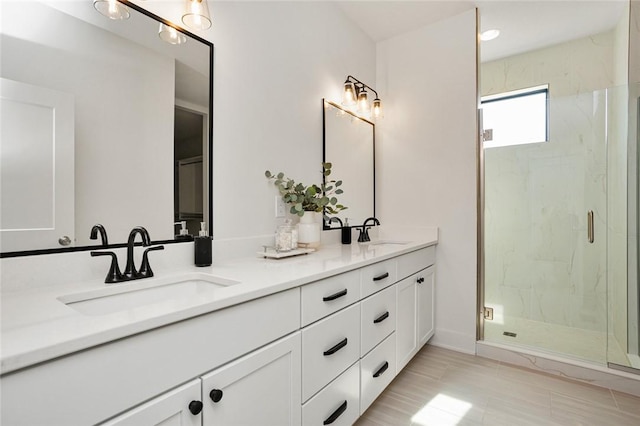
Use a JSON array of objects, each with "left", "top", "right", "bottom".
[{"left": 429, "top": 327, "right": 476, "bottom": 355}]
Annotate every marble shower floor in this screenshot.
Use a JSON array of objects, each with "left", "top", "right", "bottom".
[
  {"left": 356, "top": 345, "right": 640, "bottom": 426},
  {"left": 483, "top": 316, "right": 629, "bottom": 365}
]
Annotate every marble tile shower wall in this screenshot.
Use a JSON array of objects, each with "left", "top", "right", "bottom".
[{"left": 482, "top": 27, "right": 625, "bottom": 334}]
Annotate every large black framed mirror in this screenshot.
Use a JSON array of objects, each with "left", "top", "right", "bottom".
[
  {"left": 0, "top": 0, "right": 213, "bottom": 257},
  {"left": 322, "top": 99, "right": 375, "bottom": 229}
]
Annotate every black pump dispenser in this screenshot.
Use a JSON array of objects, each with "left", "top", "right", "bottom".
[
  {"left": 194, "top": 222, "right": 212, "bottom": 267},
  {"left": 341, "top": 218, "right": 352, "bottom": 245}
]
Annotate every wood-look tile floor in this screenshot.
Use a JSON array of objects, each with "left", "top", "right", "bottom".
[{"left": 356, "top": 345, "right": 640, "bottom": 426}]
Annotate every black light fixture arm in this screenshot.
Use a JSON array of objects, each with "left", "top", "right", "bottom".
[{"left": 345, "top": 75, "right": 379, "bottom": 99}]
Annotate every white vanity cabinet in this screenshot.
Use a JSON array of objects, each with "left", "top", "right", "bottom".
[
  {"left": 1, "top": 288, "right": 300, "bottom": 426},
  {"left": 200, "top": 332, "right": 301, "bottom": 426},
  {"left": 396, "top": 246, "right": 436, "bottom": 371},
  {"left": 105, "top": 332, "right": 302, "bottom": 426},
  {"left": 1, "top": 243, "right": 437, "bottom": 426},
  {"left": 299, "top": 244, "right": 435, "bottom": 423}
]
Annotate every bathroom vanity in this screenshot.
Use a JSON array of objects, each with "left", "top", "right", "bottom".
[{"left": 0, "top": 239, "right": 436, "bottom": 425}]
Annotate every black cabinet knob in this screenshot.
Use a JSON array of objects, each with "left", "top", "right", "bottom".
[
  {"left": 188, "top": 400, "right": 203, "bottom": 415},
  {"left": 209, "top": 389, "right": 224, "bottom": 403}
]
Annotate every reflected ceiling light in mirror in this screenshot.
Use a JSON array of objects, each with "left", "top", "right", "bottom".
[
  {"left": 481, "top": 29, "right": 500, "bottom": 41},
  {"left": 93, "top": 0, "right": 130, "bottom": 20},
  {"left": 182, "top": 0, "right": 212, "bottom": 31},
  {"left": 159, "top": 24, "right": 187, "bottom": 45},
  {"left": 341, "top": 75, "right": 382, "bottom": 119}
]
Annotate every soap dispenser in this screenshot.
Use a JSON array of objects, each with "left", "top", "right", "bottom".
[
  {"left": 175, "top": 221, "right": 192, "bottom": 241},
  {"left": 341, "top": 218, "right": 352, "bottom": 245},
  {"left": 194, "top": 222, "right": 212, "bottom": 267}
]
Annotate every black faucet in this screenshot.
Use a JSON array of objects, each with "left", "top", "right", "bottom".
[
  {"left": 123, "top": 226, "right": 152, "bottom": 280},
  {"left": 91, "top": 226, "right": 164, "bottom": 284},
  {"left": 328, "top": 217, "right": 343, "bottom": 228},
  {"left": 357, "top": 217, "right": 380, "bottom": 242},
  {"left": 89, "top": 224, "right": 109, "bottom": 246}
]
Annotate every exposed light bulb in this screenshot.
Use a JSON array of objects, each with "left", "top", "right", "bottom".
[
  {"left": 93, "top": 0, "right": 129, "bottom": 20},
  {"left": 182, "top": 0, "right": 212, "bottom": 31},
  {"left": 357, "top": 90, "right": 370, "bottom": 117},
  {"left": 372, "top": 98, "right": 382, "bottom": 118},
  {"left": 342, "top": 81, "right": 356, "bottom": 106}
]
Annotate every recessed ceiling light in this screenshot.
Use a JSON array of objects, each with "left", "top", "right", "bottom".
[{"left": 481, "top": 29, "right": 500, "bottom": 41}]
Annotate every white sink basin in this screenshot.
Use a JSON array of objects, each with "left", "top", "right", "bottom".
[{"left": 59, "top": 274, "right": 239, "bottom": 316}]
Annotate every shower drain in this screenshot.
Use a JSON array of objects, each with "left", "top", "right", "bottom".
[{"left": 503, "top": 331, "right": 517, "bottom": 337}]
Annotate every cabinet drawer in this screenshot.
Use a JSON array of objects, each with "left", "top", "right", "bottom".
[
  {"left": 360, "top": 333, "right": 396, "bottom": 415},
  {"left": 302, "top": 361, "right": 360, "bottom": 426},
  {"left": 301, "top": 269, "right": 360, "bottom": 326},
  {"left": 397, "top": 246, "right": 435, "bottom": 280},
  {"left": 360, "top": 285, "right": 396, "bottom": 356},
  {"left": 360, "top": 258, "right": 397, "bottom": 298},
  {"left": 302, "top": 303, "right": 360, "bottom": 402}
]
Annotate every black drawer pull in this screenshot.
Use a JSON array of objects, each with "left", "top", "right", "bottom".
[
  {"left": 373, "top": 272, "right": 389, "bottom": 281},
  {"left": 417, "top": 277, "right": 425, "bottom": 284},
  {"left": 373, "top": 311, "right": 389, "bottom": 324},
  {"left": 323, "top": 338, "right": 348, "bottom": 356},
  {"left": 373, "top": 361, "right": 389, "bottom": 378},
  {"left": 323, "top": 289, "right": 348, "bottom": 302},
  {"left": 323, "top": 400, "right": 348, "bottom": 425}
]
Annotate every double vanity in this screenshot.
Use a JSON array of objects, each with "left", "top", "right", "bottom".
[{"left": 1, "top": 236, "right": 437, "bottom": 425}]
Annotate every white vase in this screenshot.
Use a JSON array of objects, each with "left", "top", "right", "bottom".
[{"left": 297, "top": 211, "right": 321, "bottom": 249}]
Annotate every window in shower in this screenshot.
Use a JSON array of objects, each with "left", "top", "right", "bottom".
[{"left": 481, "top": 84, "right": 549, "bottom": 149}]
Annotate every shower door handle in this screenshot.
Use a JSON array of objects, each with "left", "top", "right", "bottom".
[{"left": 587, "top": 210, "right": 594, "bottom": 244}]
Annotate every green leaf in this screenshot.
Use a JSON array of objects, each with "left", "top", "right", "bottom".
[
  {"left": 265, "top": 170, "right": 272, "bottom": 178},
  {"left": 277, "top": 172, "right": 284, "bottom": 180},
  {"left": 294, "top": 203, "right": 303, "bottom": 212},
  {"left": 335, "top": 189, "right": 343, "bottom": 194},
  {"left": 330, "top": 197, "right": 337, "bottom": 205},
  {"left": 335, "top": 180, "right": 342, "bottom": 187}
]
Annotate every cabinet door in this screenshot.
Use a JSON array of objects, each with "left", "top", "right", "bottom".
[
  {"left": 396, "top": 275, "right": 418, "bottom": 371},
  {"left": 201, "top": 332, "right": 301, "bottom": 426},
  {"left": 100, "top": 380, "right": 202, "bottom": 426},
  {"left": 417, "top": 265, "right": 435, "bottom": 348}
]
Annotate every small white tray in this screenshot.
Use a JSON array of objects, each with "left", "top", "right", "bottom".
[{"left": 258, "top": 247, "right": 315, "bottom": 259}]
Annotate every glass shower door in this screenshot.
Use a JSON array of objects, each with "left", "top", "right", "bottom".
[{"left": 483, "top": 88, "right": 609, "bottom": 364}]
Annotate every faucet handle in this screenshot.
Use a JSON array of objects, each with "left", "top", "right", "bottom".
[
  {"left": 91, "top": 251, "right": 123, "bottom": 284},
  {"left": 138, "top": 245, "right": 165, "bottom": 278}
]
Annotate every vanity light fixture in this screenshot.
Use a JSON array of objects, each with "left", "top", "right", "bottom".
[
  {"left": 93, "top": 0, "right": 129, "bottom": 20},
  {"left": 182, "top": 0, "right": 212, "bottom": 31},
  {"left": 480, "top": 29, "right": 500, "bottom": 41},
  {"left": 159, "top": 23, "right": 187, "bottom": 45},
  {"left": 341, "top": 75, "right": 382, "bottom": 119}
]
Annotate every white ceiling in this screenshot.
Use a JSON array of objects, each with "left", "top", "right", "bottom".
[{"left": 335, "top": 0, "right": 628, "bottom": 62}]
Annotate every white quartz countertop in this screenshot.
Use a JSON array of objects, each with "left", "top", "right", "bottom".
[{"left": 1, "top": 237, "right": 436, "bottom": 375}]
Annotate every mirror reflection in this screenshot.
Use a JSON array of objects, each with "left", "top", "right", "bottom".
[
  {"left": 0, "top": 0, "right": 212, "bottom": 254},
  {"left": 322, "top": 100, "right": 375, "bottom": 229}
]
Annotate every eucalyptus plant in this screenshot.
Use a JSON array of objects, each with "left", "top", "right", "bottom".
[{"left": 265, "top": 162, "right": 347, "bottom": 217}]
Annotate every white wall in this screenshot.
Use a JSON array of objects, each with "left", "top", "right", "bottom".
[
  {"left": 376, "top": 9, "right": 478, "bottom": 353},
  {"left": 136, "top": 1, "right": 376, "bottom": 241}
]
